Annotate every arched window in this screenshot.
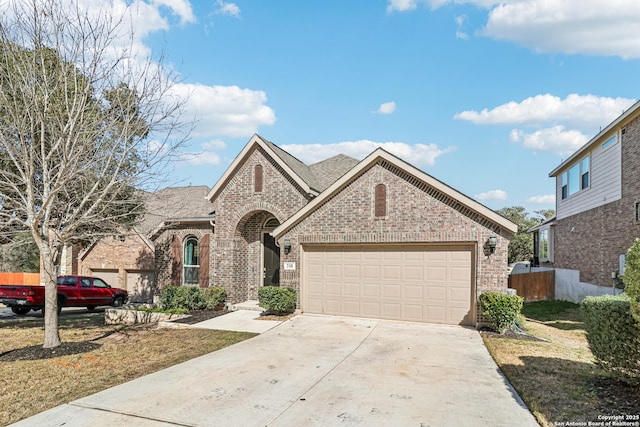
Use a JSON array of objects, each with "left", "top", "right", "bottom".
[
  {"left": 254, "top": 164, "right": 263, "bottom": 192},
  {"left": 183, "top": 236, "right": 199, "bottom": 285},
  {"left": 263, "top": 217, "right": 280, "bottom": 229},
  {"left": 375, "top": 184, "right": 386, "bottom": 217}
]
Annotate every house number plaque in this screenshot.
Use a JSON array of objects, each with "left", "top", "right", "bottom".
[{"left": 283, "top": 262, "right": 296, "bottom": 271}]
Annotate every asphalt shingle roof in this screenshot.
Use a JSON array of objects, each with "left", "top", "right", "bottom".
[
  {"left": 138, "top": 185, "right": 211, "bottom": 235},
  {"left": 259, "top": 136, "right": 359, "bottom": 193}
]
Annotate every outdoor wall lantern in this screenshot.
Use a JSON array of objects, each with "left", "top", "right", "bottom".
[
  {"left": 283, "top": 238, "right": 292, "bottom": 254},
  {"left": 488, "top": 235, "right": 498, "bottom": 254}
]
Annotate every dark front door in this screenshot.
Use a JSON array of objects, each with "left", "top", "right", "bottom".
[{"left": 263, "top": 233, "right": 280, "bottom": 286}]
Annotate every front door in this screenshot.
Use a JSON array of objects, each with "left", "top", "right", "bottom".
[{"left": 263, "top": 233, "right": 280, "bottom": 286}]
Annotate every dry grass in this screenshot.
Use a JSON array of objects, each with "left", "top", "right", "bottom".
[
  {"left": 0, "top": 315, "right": 256, "bottom": 426},
  {"left": 483, "top": 302, "right": 639, "bottom": 426}
]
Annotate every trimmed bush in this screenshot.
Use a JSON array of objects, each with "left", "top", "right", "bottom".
[
  {"left": 158, "top": 286, "right": 206, "bottom": 311},
  {"left": 623, "top": 238, "right": 640, "bottom": 322},
  {"left": 203, "top": 286, "right": 227, "bottom": 310},
  {"left": 159, "top": 286, "right": 227, "bottom": 311},
  {"left": 582, "top": 294, "right": 640, "bottom": 383},
  {"left": 258, "top": 286, "right": 296, "bottom": 314},
  {"left": 479, "top": 291, "right": 524, "bottom": 333}
]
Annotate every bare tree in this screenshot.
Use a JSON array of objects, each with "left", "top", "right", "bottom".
[{"left": 0, "top": 0, "right": 189, "bottom": 348}]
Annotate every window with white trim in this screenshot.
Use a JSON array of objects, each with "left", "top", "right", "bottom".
[
  {"left": 183, "top": 237, "right": 199, "bottom": 285},
  {"left": 561, "top": 154, "right": 590, "bottom": 199}
]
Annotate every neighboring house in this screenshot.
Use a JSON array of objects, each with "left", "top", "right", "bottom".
[
  {"left": 78, "top": 186, "right": 213, "bottom": 302},
  {"left": 80, "top": 134, "right": 517, "bottom": 326},
  {"left": 530, "top": 99, "right": 640, "bottom": 301}
]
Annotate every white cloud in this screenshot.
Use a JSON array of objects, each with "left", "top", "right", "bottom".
[
  {"left": 150, "top": 0, "right": 196, "bottom": 25},
  {"left": 376, "top": 101, "right": 397, "bottom": 115},
  {"left": 215, "top": 0, "right": 241, "bottom": 18},
  {"left": 387, "top": 0, "right": 419, "bottom": 13},
  {"left": 280, "top": 140, "right": 454, "bottom": 167},
  {"left": 455, "top": 94, "right": 635, "bottom": 128},
  {"left": 527, "top": 194, "right": 555, "bottom": 204},
  {"left": 474, "top": 189, "right": 508, "bottom": 201},
  {"left": 180, "top": 151, "right": 222, "bottom": 165},
  {"left": 393, "top": 1, "right": 640, "bottom": 58},
  {"left": 455, "top": 15, "right": 469, "bottom": 40},
  {"left": 481, "top": 0, "right": 640, "bottom": 59},
  {"left": 510, "top": 126, "right": 588, "bottom": 156},
  {"left": 170, "top": 83, "right": 276, "bottom": 138}
]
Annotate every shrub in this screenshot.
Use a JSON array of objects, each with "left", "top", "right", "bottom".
[
  {"left": 203, "top": 286, "right": 227, "bottom": 310},
  {"left": 479, "top": 291, "right": 524, "bottom": 333},
  {"left": 623, "top": 238, "right": 640, "bottom": 322},
  {"left": 258, "top": 286, "right": 296, "bottom": 314},
  {"left": 158, "top": 286, "right": 206, "bottom": 311},
  {"left": 581, "top": 294, "right": 640, "bottom": 383}
]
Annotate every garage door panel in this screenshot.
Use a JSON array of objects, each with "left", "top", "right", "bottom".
[
  {"left": 382, "top": 303, "right": 402, "bottom": 318},
  {"left": 362, "top": 284, "right": 380, "bottom": 297},
  {"left": 383, "top": 284, "right": 401, "bottom": 299},
  {"left": 404, "top": 285, "right": 423, "bottom": 300},
  {"left": 303, "top": 245, "right": 473, "bottom": 325},
  {"left": 404, "top": 266, "right": 424, "bottom": 281},
  {"left": 343, "top": 283, "right": 360, "bottom": 297}
]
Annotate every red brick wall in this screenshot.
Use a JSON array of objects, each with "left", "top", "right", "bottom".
[{"left": 553, "top": 115, "right": 640, "bottom": 285}]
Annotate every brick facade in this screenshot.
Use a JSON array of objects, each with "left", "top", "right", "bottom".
[
  {"left": 553, "top": 115, "right": 640, "bottom": 286},
  {"left": 78, "top": 232, "right": 155, "bottom": 300},
  {"left": 277, "top": 160, "right": 511, "bottom": 316},
  {"left": 209, "top": 146, "right": 311, "bottom": 303},
  {"left": 154, "top": 224, "right": 213, "bottom": 289}
]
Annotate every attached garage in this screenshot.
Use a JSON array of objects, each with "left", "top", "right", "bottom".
[
  {"left": 302, "top": 244, "right": 474, "bottom": 325},
  {"left": 273, "top": 148, "right": 518, "bottom": 327}
]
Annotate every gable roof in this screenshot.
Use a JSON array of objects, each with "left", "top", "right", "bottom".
[
  {"left": 206, "top": 134, "right": 358, "bottom": 201},
  {"left": 273, "top": 148, "right": 518, "bottom": 238},
  {"left": 549, "top": 98, "right": 640, "bottom": 177}
]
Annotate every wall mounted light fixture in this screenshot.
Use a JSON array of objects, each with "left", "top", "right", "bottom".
[
  {"left": 488, "top": 235, "right": 498, "bottom": 254},
  {"left": 283, "top": 238, "right": 292, "bottom": 254}
]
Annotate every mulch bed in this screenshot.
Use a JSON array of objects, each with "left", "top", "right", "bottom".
[
  {"left": 0, "top": 341, "right": 101, "bottom": 362},
  {"left": 589, "top": 377, "right": 640, "bottom": 416},
  {"left": 171, "top": 309, "right": 230, "bottom": 325}
]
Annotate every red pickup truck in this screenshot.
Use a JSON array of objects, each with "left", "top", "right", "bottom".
[{"left": 0, "top": 275, "right": 128, "bottom": 315}]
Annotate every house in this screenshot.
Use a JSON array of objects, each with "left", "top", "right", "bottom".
[
  {"left": 530, "top": 99, "right": 640, "bottom": 302},
  {"left": 81, "top": 134, "right": 517, "bottom": 326},
  {"left": 78, "top": 186, "right": 213, "bottom": 302}
]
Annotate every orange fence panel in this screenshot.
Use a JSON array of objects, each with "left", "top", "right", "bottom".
[{"left": 0, "top": 272, "right": 41, "bottom": 286}]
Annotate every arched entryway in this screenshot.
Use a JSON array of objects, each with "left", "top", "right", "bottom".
[{"left": 235, "top": 211, "right": 281, "bottom": 300}]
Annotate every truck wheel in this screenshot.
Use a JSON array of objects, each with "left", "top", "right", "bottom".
[
  {"left": 86, "top": 305, "right": 97, "bottom": 311},
  {"left": 112, "top": 296, "right": 125, "bottom": 307},
  {"left": 11, "top": 307, "right": 31, "bottom": 315}
]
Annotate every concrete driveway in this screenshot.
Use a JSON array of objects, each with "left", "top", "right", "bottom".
[{"left": 10, "top": 315, "right": 539, "bottom": 427}]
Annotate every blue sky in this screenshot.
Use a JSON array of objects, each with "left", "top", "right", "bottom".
[{"left": 131, "top": 0, "right": 639, "bottom": 213}]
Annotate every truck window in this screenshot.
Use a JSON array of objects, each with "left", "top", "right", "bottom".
[
  {"left": 81, "top": 278, "right": 91, "bottom": 288},
  {"left": 57, "top": 277, "right": 76, "bottom": 286},
  {"left": 93, "top": 278, "right": 109, "bottom": 288}
]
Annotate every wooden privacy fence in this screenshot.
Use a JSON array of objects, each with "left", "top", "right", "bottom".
[
  {"left": 0, "top": 272, "right": 41, "bottom": 286},
  {"left": 508, "top": 270, "right": 555, "bottom": 302}
]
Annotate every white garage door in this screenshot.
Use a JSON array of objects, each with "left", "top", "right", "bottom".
[
  {"left": 126, "top": 271, "right": 155, "bottom": 303},
  {"left": 303, "top": 245, "right": 474, "bottom": 325},
  {"left": 90, "top": 269, "right": 119, "bottom": 288}
]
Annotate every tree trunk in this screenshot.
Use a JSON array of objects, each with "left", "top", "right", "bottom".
[{"left": 40, "top": 244, "right": 61, "bottom": 349}]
